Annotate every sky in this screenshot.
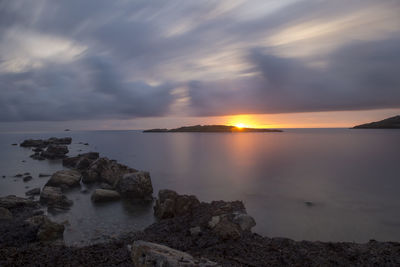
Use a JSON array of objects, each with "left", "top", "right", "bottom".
[{"left": 0, "top": 0, "right": 399, "bottom": 131}]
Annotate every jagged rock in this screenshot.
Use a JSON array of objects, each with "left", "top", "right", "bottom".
[
  {"left": 30, "top": 152, "right": 45, "bottom": 161},
  {"left": 91, "top": 189, "right": 121, "bottom": 203},
  {"left": 62, "top": 152, "right": 100, "bottom": 169},
  {"left": 131, "top": 240, "right": 219, "bottom": 267},
  {"left": 32, "top": 147, "right": 43, "bottom": 152},
  {"left": 0, "top": 207, "right": 13, "bottom": 220},
  {"left": 20, "top": 139, "right": 48, "bottom": 148},
  {"left": 26, "top": 188, "right": 41, "bottom": 196},
  {"left": 40, "top": 145, "right": 69, "bottom": 159},
  {"left": 82, "top": 157, "right": 137, "bottom": 185},
  {"left": 154, "top": 190, "right": 200, "bottom": 219},
  {"left": 40, "top": 186, "right": 73, "bottom": 209},
  {"left": 47, "top": 137, "right": 72, "bottom": 145},
  {"left": 212, "top": 216, "right": 241, "bottom": 240},
  {"left": 100, "top": 182, "right": 113, "bottom": 190},
  {"left": 26, "top": 215, "right": 64, "bottom": 242},
  {"left": 0, "top": 195, "right": 37, "bottom": 209},
  {"left": 115, "top": 171, "right": 153, "bottom": 199},
  {"left": 23, "top": 176, "right": 32, "bottom": 182},
  {"left": 233, "top": 213, "right": 256, "bottom": 231},
  {"left": 45, "top": 170, "right": 81, "bottom": 190}
]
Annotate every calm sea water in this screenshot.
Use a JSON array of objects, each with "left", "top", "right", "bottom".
[{"left": 0, "top": 129, "right": 399, "bottom": 245}]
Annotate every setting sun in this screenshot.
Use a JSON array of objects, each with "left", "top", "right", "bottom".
[{"left": 235, "top": 123, "right": 246, "bottom": 129}]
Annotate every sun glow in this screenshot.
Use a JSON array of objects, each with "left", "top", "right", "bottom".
[{"left": 235, "top": 123, "right": 246, "bottom": 129}]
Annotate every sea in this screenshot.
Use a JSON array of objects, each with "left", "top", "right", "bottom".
[{"left": 0, "top": 128, "right": 399, "bottom": 245}]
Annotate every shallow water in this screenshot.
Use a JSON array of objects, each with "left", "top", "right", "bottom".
[{"left": 0, "top": 129, "right": 399, "bottom": 244}]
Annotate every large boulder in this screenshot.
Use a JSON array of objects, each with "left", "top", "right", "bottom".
[
  {"left": 82, "top": 157, "right": 137, "bottom": 185},
  {"left": 91, "top": 189, "right": 121, "bottom": 203},
  {"left": 207, "top": 212, "right": 256, "bottom": 240},
  {"left": 154, "top": 190, "right": 200, "bottom": 219},
  {"left": 131, "top": 240, "right": 218, "bottom": 267},
  {"left": 0, "top": 207, "right": 13, "bottom": 220},
  {"left": 40, "top": 186, "right": 73, "bottom": 209},
  {"left": 26, "top": 215, "right": 64, "bottom": 242},
  {"left": 20, "top": 139, "right": 48, "bottom": 148},
  {"left": 115, "top": 171, "right": 153, "bottom": 199},
  {"left": 40, "top": 145, "right": 69, "bottom": 159},
  {"left": 45, "top": 170, "right": 81, "bottom": 190}
]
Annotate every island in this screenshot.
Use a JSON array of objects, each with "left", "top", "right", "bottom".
[
  {"left": 353, "top": 115, "right": 400, "bottom": 129},
  {"left": 143, "top": 125, "right": 283, "bottom": 133}
]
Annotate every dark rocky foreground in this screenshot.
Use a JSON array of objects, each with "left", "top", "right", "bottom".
[{"left": 1, "top": 137, "right": 399, "bottom": 266}]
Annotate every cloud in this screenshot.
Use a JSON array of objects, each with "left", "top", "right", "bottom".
[
  {"left": 188, "top": 37, "right": 400, "bottom": 115},
  {"left": 0, "top": 0, "right": 399, "bottom": 122}
]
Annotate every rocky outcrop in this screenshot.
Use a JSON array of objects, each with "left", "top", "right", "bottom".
[
  {"left": 40, "top": 145, "right": 69, "bottom": 159},
  {"left": 115, "top": 172, "right": 153, "bottom": 199},
  {"left": 45, "top": 170, "right": 81, "bottom": 190},
  {"left": 81, "top": 157, "right": 137, "bottom": 185},
  {"left": 131, "top": 240, "right": 218, "bottom": 267},
  {"left": 26, "top": 215, "right": 64, "bottom": 242},
  {"left": 154, "top": 190, "right": 200, "bottom": 219},
  {"left": 40, "top": 186, "right": 73, "bottom": 209},
  {"left": 62, "top": 152, "right": 99, "bottom": 170},
  {"left": 20, "top": 137, "right": 72, "bottom": 148},
  {"left": 91, "top": 189, "right": 121, "bottom": 203},
  {"left": 0, "top": 207, "right": 13, "bottom": 220}
]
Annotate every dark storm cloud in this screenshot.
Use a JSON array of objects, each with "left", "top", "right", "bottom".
[
  {"left": 0, "top": 0, "right": 399, "bottom": 122},
  {"left": 188, "top": 37, "right": 400, "bottom": 116}
]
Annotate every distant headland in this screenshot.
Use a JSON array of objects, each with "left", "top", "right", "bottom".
[
  {"left": 143, "top": 125, "right": 283, "bottom": 133},
  {"left": 353, "top": 115, "right": 400, "bottom": 129}
]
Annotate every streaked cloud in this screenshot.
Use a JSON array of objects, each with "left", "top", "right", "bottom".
[{"left": 0, "top": 0, "right": 399, "bottom": 122}]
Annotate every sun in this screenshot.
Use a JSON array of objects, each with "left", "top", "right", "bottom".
[{"left": 235, "top": 123, "right": 246, "bottom": 129}]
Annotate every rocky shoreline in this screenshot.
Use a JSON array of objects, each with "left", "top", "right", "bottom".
[{"left": 1, "top": 137, "right": 399, "bottom": 266}]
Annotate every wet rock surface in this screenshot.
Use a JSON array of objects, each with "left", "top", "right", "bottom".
[
  {"left": 40, "top": 186, "right": 73, "bottom": 210},
  {"left": 46, "top": 170, "right": 81, "bottom": 190},
  {"left": 154, "top": 189, "right": 200, "bottom": 219},
  {"left": 91, "top": 189, "right": 121, "bottom": 203},
  {"left": 115, "top": 172, "right": 153, "bottom": 199}
]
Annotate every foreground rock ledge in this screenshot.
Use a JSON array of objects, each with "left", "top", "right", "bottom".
[{"left": 131, "top": 240, "right": 218, "bottom": 267}]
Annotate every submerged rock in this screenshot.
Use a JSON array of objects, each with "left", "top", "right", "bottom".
[
  {"left": 23, "top": 176, "right": 33, "bottom": 182},
  {"left": 26, "top": 215, "right": 64, "bottom": 242},
  {"left": 40, "top": 186, "right": 73, "bottom": 209},
  {"left": 38, "top": 173, "right": 51, "bottom": 178},
  {"left": 115, "top": 171, "right": 153, "bottom": 199},
  {"left": 91, "top": 189, "right": 121, "bottom": 203},
  {"left": 154, "top": 189, "right": 200, "bottom": 219},
  {"left": 131, "top": 240, "right": 218, "bottom": 267},
  {"left": 46, "top": 170, "right": 81, "bottom": 190}
]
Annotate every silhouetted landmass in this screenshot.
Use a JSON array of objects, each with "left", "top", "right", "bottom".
[
  {"left": 143, "top": 125, "right": 282, "bottom": 133},
  {"left": 353, "top": 115, "right": 400, "bottom": 129}
]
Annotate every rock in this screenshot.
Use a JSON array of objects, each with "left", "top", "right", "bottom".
[
  {"left": 2, "top": 175, "right": 5, "bottom": 178},
  {"left": 83, "top": 143, "right": 89, "bottom": 145},
  {"left": 0, "top": 207, "right": 13, "bottom": 220},
  {"left": 47, "top": 137, "right": 72, "bottom": 145},
  {"left": 0, "top": 195, "right": 37, "bottom": 209},
  {"left": 305, "top": 201, "right": 314, "bottom": 207},
  {"left": 100, "top": 182, "right": 113, "bottom": 190},
  {"left": 26, "top": 215, "right": 64, "bottom": 242},
  {"left": 40, "top": 144, "right": 69, "bottom": 159},
  {"left": 14, "top": 174, "right": 23, "bottom": 177},
  {"left": 82, "top": 157, "right": 137, "bottom": 185},
  {"left": 23, "top": 172, "right": 30, "bottom": 175},
  {"left": 11, "top": 143, "right": 17, "bottom": 146},
  {"left": 190, "top": 226, "right": 201, "bottom": 236},
  {"left": 38, "top": 173, "right": 51, "bottom": 177},
  {"left": 62, "top": 152, "right": 99, "bottom": 169},
  {"left": 32, "top": 147, "right": 43, "bottom": 152},
  {"left": 23, "top": 176, "right": 33, "bottom": 182},
  {"left": 46, "top": 170, "right": 81, "bottom": 189},
  {"left": 20, "top": 139, "right": 48, "bottom": 148},
  {"left": 233, "top": 213, "right": 256, "bottom": 231},
  {"left": 208, "top": 216, "right": 220, "bottom": 229},
  {"left": 40, "top": 186, "right": 73, "bottom": 209},
  {"left": 154, "top": 190, "right": 200, "bottom": 219},
  {"left": 91, "top": 189, "right": 121, "bottom": 203},
  {"left": 26, "top": 188, "right": 41, "bottom": 196},
  {"left": 115, "top": 171, "right": 153, "bottom": 199},
  {"left": 212, "top": 216, "right": 241, "bottom": 240},
  {"left": 30, "top": 152, "right": 45, "bottom": 160},
  {"left": 131, "top": 240, "right": 219, "bottom": 267}
]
